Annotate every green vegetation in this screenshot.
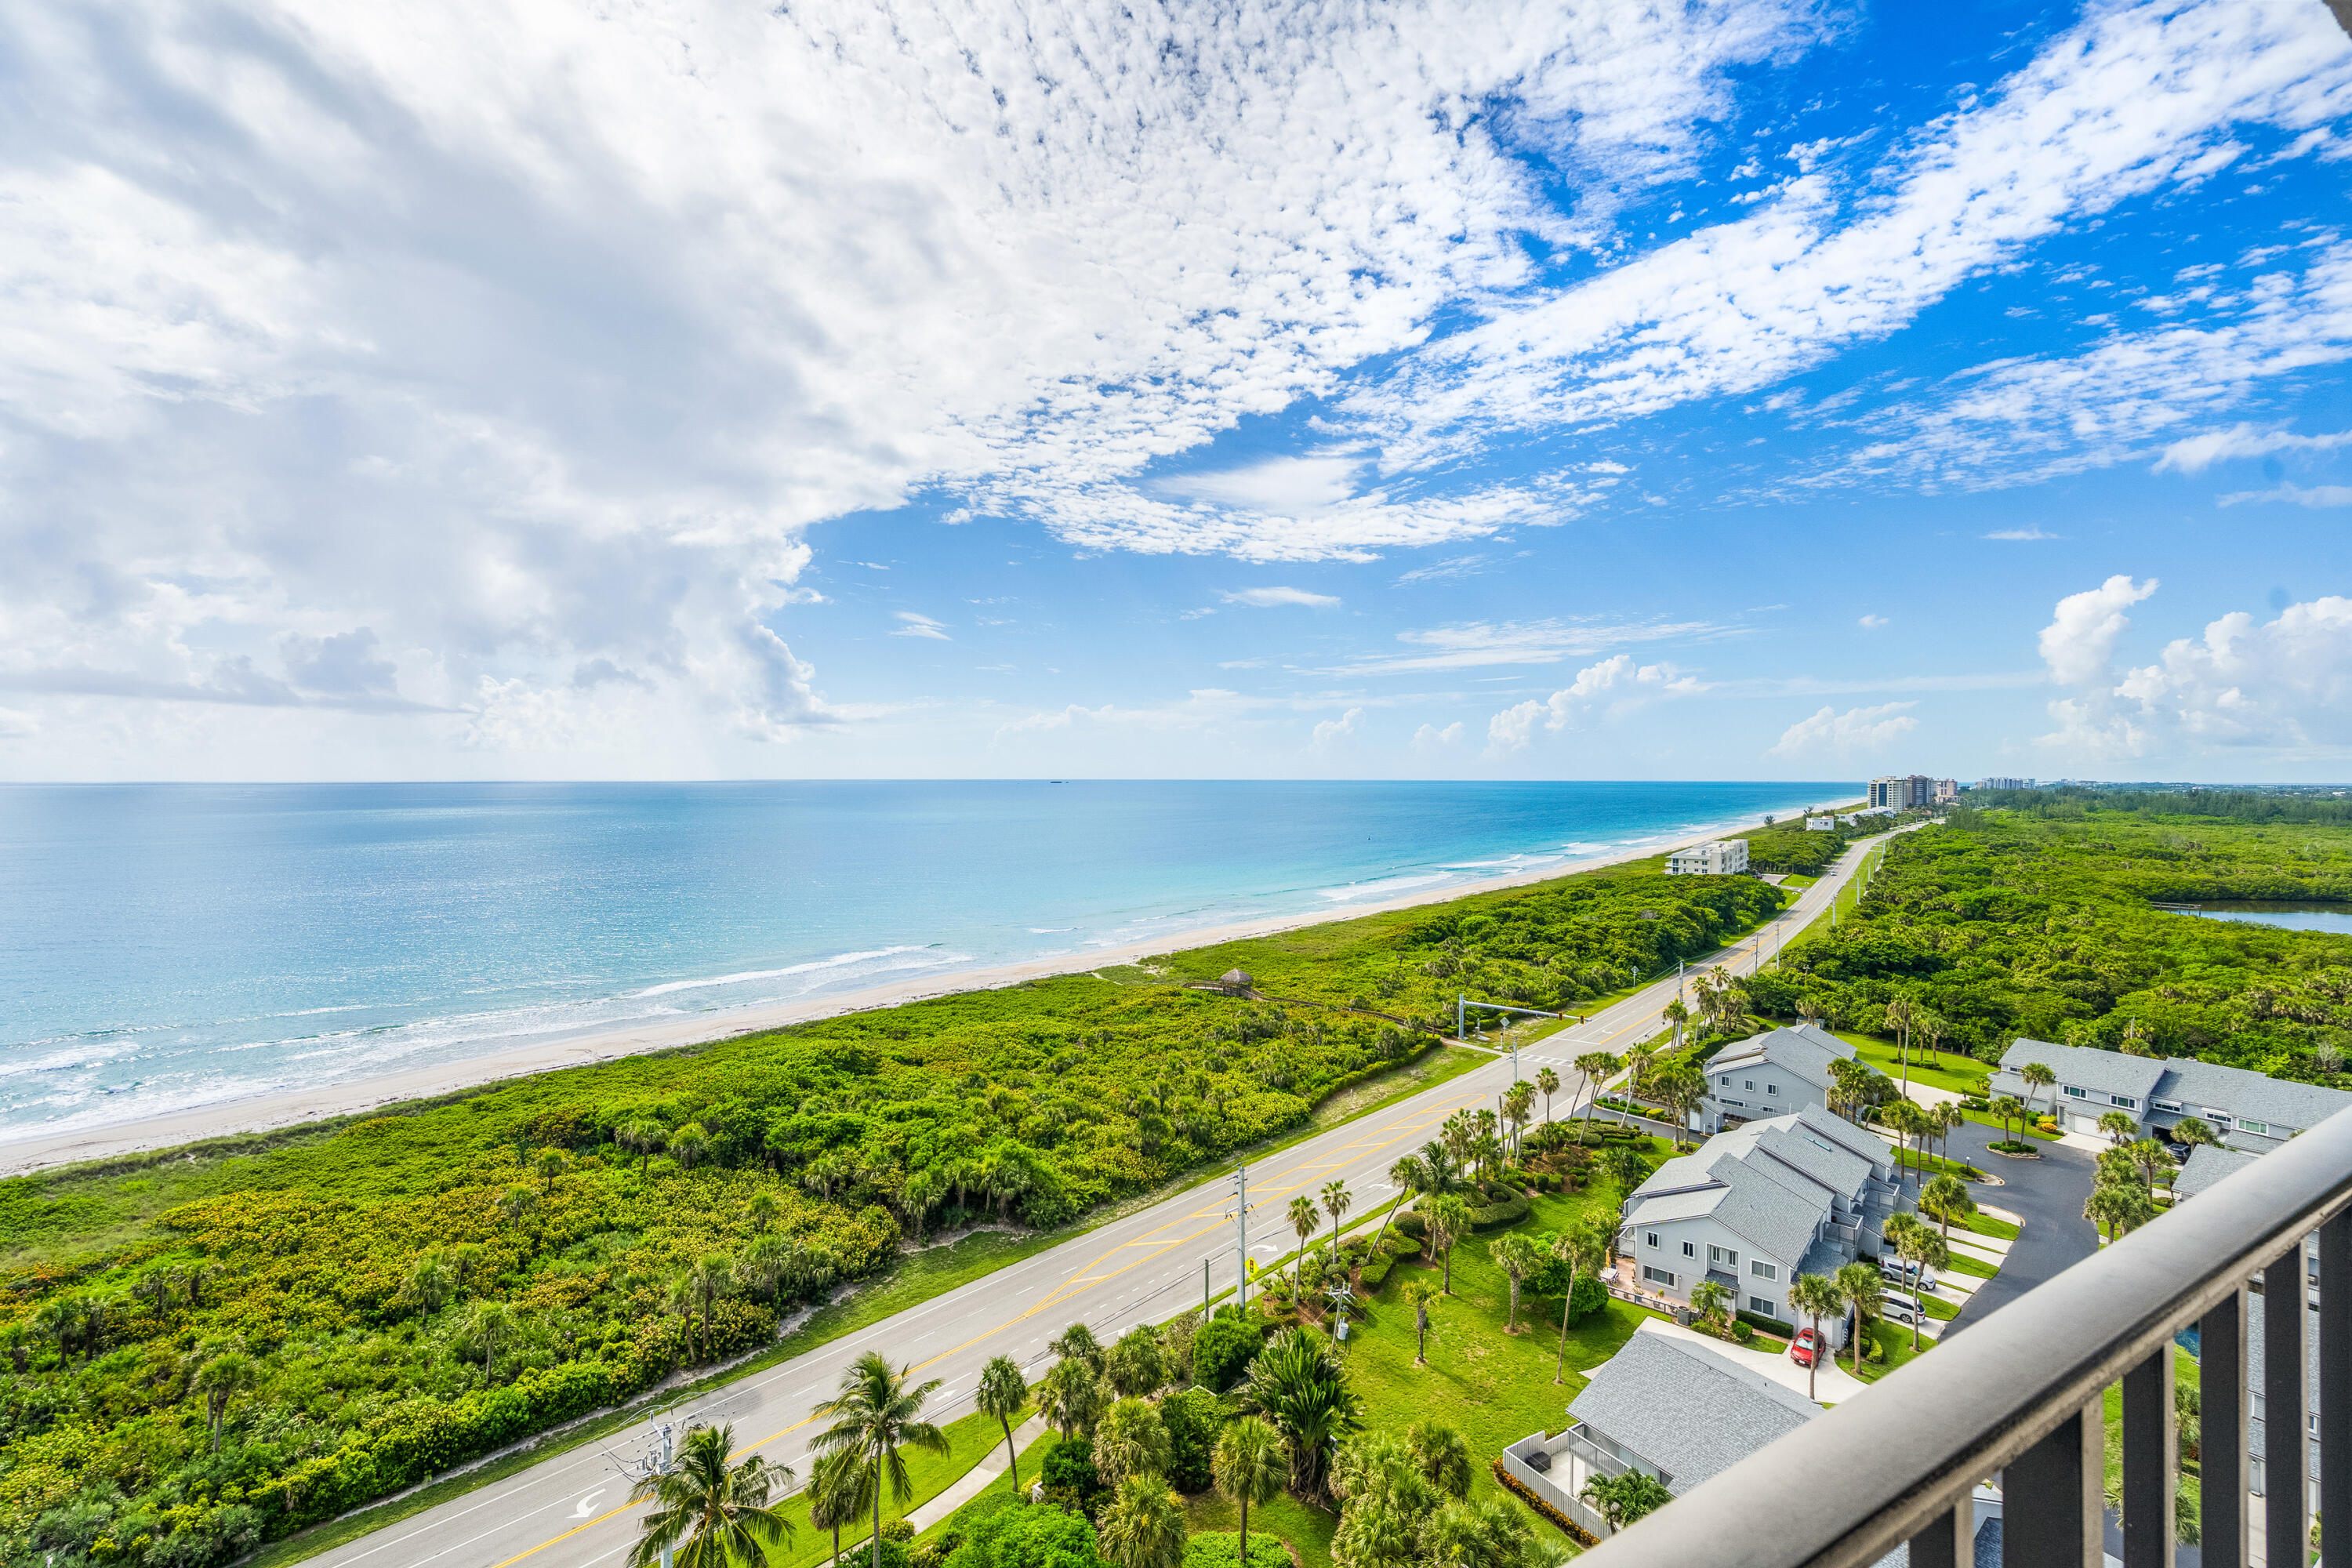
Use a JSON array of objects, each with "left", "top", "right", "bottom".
[
  {"left": 0, "top": 858, "right": 1784, "bottom": 1568},
  {"left": 1749, "top": 807, "right": 2352, "bottom": 1073}
]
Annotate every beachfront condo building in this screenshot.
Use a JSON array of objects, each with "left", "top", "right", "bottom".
[{"left": 1665, "top": 840, "right": 1750, "bottom": 876}]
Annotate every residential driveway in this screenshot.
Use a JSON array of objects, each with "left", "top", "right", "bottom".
[
  {"left": 1635, "top": 1317, "right": 1865, "bottom": 1405},
  {"left": 1939, "top": 1116, "right": 2099, "bottom": 1336}
]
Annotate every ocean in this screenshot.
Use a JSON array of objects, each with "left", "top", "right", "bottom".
[{"left": 0, "top": 780, "right": 1843, "bottom": 1139}]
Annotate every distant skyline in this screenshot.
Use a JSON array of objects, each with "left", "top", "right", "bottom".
[{"left": 3, "top": 0, "right": 2350, "bottom": 782}]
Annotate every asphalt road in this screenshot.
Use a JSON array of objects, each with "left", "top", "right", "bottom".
[
  {"left": 1940, "top": 1116, "right": 2097, "bottom": 1334},
  {"left": 307, "top": 834, "right": 1894, "bottom": 1568}
]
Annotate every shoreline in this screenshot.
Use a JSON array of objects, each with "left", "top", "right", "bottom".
[{"left": 1, "top": 800, "right": 1842, "bottom": 1177}]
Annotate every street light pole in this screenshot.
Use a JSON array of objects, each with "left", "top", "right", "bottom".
[{"left": 1232, "top": 1164, "right": 1250, "bottom": 1311}]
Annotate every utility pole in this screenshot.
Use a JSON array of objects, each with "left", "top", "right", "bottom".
[
  {"left": 1456, "top": 994, "right": 1465, "bottom": 1040},
  {"left": 1203, "top": 1257, "right": 1210, "bottom": 1317},
  {"left": 1232, "top": 1164, "right": 1250, "bottom": 1311}
]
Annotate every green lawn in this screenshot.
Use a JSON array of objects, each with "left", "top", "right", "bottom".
[
  {"left": 1959, "top": 1211, "right": 2020, "bottom": 1241},
  {"left": 1837, "top": 1032, "right": 1989, "bottom": 1098},
  {"left": 1938, "top": 1248, "right": 1996, "bottom": 1279},
  {"left": 1183, "top": 1489, "right": 1341, "bottom": 1568},
  {"left": 914, "top": 1431, "right": 1059, "bottom": 1545},
  {"left": 766, "top": 1404, "right": 1033, "bottom": 1568}
]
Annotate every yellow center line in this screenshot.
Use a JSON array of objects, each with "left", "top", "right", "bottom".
[{"left": 489, "top": 1064, "right": 1529, "bottom": 1563}]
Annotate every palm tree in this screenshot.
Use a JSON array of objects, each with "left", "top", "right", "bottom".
[
  {"left": 2020, "top": 1062, "right": 2056, "bottom": 1120},
  {"left": 1286, "top": 1196, "right": 1319, "bottom": 1301},
  {"left": 1573, "top": 1052, "right": 1619, "bottom": 1141},
  {"left": 627, "top": 1422, "right": 795, "bottom": 1568},
  {"left": 2087, "top": 1182, "right": 2153, "bottom": 1243},
  {"left": 1689, "top": 1278, "right": 1732, "bottom": 1337},
  {"left": 1425, "top": 1195, "right": 1472, "bottom": 1294},
  {"left": 1534, "top": 1066, "right": 1560, "bottom": 1125},
  {"left": 1403, "top": 1280, "right": 1439, "bottom": 1366},
  {"left": 1598, "top": 1144, "right": 1647, "bottom": 1201},
  {"left": 748, "top": 1191, "right": 779, "bottom": 1234},
  {"left": 1036, "top": 1355, "right": 1106, "bottom": 1439},
  {"left": 406, "top": 1250, "right": 457, "bottom": 1315},
  {"left": 1931, "top": 1099, "right": 1965, "bottom": 1166},
  {"left": 1551, "top": 1218, "right": 1610, "bottom": 1384},
  {"left": 1098, "top": 1474, "right": 1187, "bottom": 1568},
  {"left": 1094, "top": 1397, "right": 1172, "bottom": 1490},
  {"left": 1920, "top": 1174, "right": 1975, "bottom": 1247},
  {"left": 1050, "top": 1322, "right": 1105, "bottom": 1372},
  {"left": 1374, "top": 1155, "right": 1427, "bottom": 1254},
  {"left": 535, "top": 1146, "right": 568, "bottom": 1196},
  {"left": 2173, "top": 1116, "right": 2220, "bottom": 1149},
  {"left": 619, "top": 1120, "right": 664, "bottom": 1174},
  {"left": 2129, "top": 1138, "right": 2176, "bottom": 1201},
  {"left": 2098, "top": 1110, "right": 2138, "bottom": 1146},
  {"left": 1502, "top": 1081, "right": 1535, "bottom": 1160},
  {"left": 975, "top": 1355, "right": 1029, "bottom": 1491},
  {"left": 1212, "top": 1417, "right": 1285, "bottom": 1568},
  {"left": 1487, "top": 1232, "right": 1542, "bottom": 1334},
  {"left": 191, "top": 1350, "right": 256, "bottom": 1454},
  {"left": 669, "top": 1123, "right": 712, "bottom": 1171},
  {"left": 684, "top": 1254, "right": 733, "bottom": 1362},
  {"left": 1788, "top": 1273, "right": 1842, "bottom": 1401},
  {"left": 1886, "top": 1218, "right": 1948, "bottom": 1352},
  {"left": 501, "top": 1184, "right": 539, "bottom": 1229},
  {"left": 808, "top": 1448, "right": 873, "bottom": 1568},
  {"left": 1990, "top": 1094, "right": 2027, "bottom": 1145},
  {"left": 1879, "top": 1101, "right": 1922, "bottom": 1182},
  {"left": 1236, "top": 1327, "right": 1362, "bottom": 1500},
  {"left": 460, "top": 1300, "right": 518, "bottom": 1385},
  {"left": 1661, "top": 998, "right": 1689, "bottom": 1054},
  {"left": 1406, "top": 1421, "right": 1473, "bottom": 1499},
  {"left": 1884, "top": 994, "right": 1917, "bottom": 1091},
  {"left": 1320, "top": 1180, "right": 1353, "bottom": 1264},
  {"left": 1834, "top": 1261, "right": 1882, "bottom": 1374},
  {"left": 810, "top": 1352, "right": 949, "bottom": 1568}
]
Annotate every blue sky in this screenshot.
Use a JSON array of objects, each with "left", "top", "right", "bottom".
[{"left": 3, "top": 0, "right": 2350, "bottom": 781}]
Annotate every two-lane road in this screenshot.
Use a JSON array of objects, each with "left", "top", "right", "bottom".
[{"left": 312, "top": 832, "right": 1894, "bottom": 1568}]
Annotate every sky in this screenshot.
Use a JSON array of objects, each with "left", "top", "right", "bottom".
[{"left": 4, "top": 0, "right": 2351, "bottom": 784}]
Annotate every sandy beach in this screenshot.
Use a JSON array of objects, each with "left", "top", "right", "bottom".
[{"left": 2, "top": 803, "right": 1847, "bottom": 1177}]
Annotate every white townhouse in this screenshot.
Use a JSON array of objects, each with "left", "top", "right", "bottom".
[
  {"left": 1989, "top": 1038, "right": 2352, "bottom": 1152},
  {"left": 1618, "top": 1106, "right": 1901, "bottom": 1335},
  {"left": 1698, "top": 1023, "right": 1853, "bottom": 1134},
  {"left": 1666, "top": 839, "right": 1750, "bottom": 876}
]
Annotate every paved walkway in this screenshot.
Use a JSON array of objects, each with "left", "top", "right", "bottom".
[
  {"left": 906, "top": 1415, "right": 1049, "bottom": 1531},
  {"left": 1633, "top": 1316, "right": 1865, "bottom": 1404}
]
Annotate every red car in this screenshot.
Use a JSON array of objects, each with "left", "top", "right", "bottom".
[{"left": 1789, "top": 1327, "right": 1821, "bottom": 1368}]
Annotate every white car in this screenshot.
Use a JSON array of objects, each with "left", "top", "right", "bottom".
[
  {"left": 1880, "top": 1258, "right": 1938, "bottom": 1294},
  {"left": 1879, "top": 1289, "right": 1926, "bottom": 1327}
]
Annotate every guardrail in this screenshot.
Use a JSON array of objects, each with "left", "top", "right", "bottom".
[{"left": 1577, "top": 1102, "right": 2352, "bottom": 1568}]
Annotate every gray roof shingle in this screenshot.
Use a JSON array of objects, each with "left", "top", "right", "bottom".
[
  {"left": 1566, "top": 1326, "right": 1821, "bottom": 1491},
  {"left": 2154, "top": 1057, "right": 2352, "bottom": 1138},
  {"left": 1993, "top": 1039, "right": 2165, "bottom": 1103},
  {"left": 1707, "top": 1024, "right": 1854, "bottom": 1094},
  {"left": 2173, "top": 1142, "right": 2258, "bottom": 1200}
]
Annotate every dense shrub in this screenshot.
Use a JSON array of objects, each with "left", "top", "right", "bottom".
[
  {"left": 1190, "top": 1308, "right": 1265, "bottom": 1393},
  {"left": 1160, "top": 1385, "right": 1228, "bottom": 1493},
  {"left": 1182, "top": 1534, "right": 1292, "bottom": 1568},
  {"left": 1040, "top": 1436, "right": 1105, "bottom": 1515},
  {"left": 946, "top": 1503, "right": 1105, "bottom": 1568}
]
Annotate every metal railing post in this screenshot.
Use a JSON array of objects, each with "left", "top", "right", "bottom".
[
  {"left": 2120, "top": 1347, "right": 2174, "bottom": 1568},
  {"left": 2322, "top": 1214, "right": 2352, "bottom": 1568},
  {"left": 1904, "top": 1504, "right": 1969, "bottom": 1568},
  {"left": 2267, "top": 1244, "right": 2309, "bottom": 1566},
  {"left": 2205, "top": 1285, "right": 2250, "bottom": 1568},
  {"left": 2004, "top": 1402, "right": 2104, "bottom": 1568}
]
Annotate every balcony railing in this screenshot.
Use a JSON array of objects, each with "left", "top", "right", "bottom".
[{"left": 1579, "top": 1102, "right": 2352, "bottom": 1568}]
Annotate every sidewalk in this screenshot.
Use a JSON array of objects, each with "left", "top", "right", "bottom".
[{"left": 906, "top": 1415, "right": 1048, "bottom": 1531}]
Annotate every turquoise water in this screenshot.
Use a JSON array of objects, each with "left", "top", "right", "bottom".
[
  {"left": 0, "top": 781, "right": 1842, "bottom": 1137},
  {"left": 2180, "top": 902, "right": 2352, "bottom": 935}
]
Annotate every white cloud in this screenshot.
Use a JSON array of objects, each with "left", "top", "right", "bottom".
[
  {"left": 1219, "top": 587, "right": 1341, "bottom": 609},
  {"left": 2038, "top": 574, "right": 2158, "bottom": 686},
  {"left": 0, "top": 707, "right": 42, "bottom": 740},
  {"left": 2154, "top": 423, "right": 2352, "bottom": 474},
  {"left": 1858, "top": 614, "right": 1889, "bottom": 629},
  {"left": 891, "top": 612, "right": 953, "bottom": 641},
  {"left": 1312, "top": 707, "right": 1365, "bottom": 747},
  {"left": 1342, "top": 0, "right": 2352, "bottom": 470},
  {"left": 1411, "top": 720, "right": 1464, "bottom": 754},
  {"left": 0, "top": 0, "right": 1827, "bottom": 765},
  {"left": 2217, "top": 483, "right": 2352, "bottom": 509},
  {"left": 1342, "top": 618, "right": 1731, "bottom": 675},
  {"left": 1483, "top": 653, "right": 1706, "bottom": 753},
  {"left": 1983, "top": 527, "right": 2061, "bottom": 540},
  {"left": 2036, "top": 579, "right": 2352, "bottom": 755},
  {"left": 1767, "top": 702, "right": 1920, "bottom": 759},
  {"left": 1158, "top": 456, "right": 1363, "bottom": 515}
]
